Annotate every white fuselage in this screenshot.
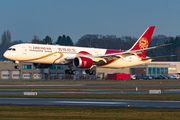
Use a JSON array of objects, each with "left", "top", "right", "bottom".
[{"left": 3, "top": 43, "right": 152, "bottom": 68}]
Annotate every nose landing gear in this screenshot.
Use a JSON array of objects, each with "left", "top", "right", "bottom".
[
  {"left": 14, "top": 65, "right": 19, "bottom": 69},
  {"left": 13, "top": 61, "right": 19, "bottom": 69}
]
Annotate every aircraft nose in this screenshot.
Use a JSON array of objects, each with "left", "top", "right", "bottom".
[{"left": 3, "top": 51, "right": 9, "bottom": 59}]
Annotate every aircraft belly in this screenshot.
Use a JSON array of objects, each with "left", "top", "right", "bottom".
[{"left": 99, "top": 57, "right": 151, "bottom": 68}]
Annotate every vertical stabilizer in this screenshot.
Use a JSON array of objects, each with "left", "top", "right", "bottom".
[{"left": 129, "top": 26, "right": 155, "bottom": 55}]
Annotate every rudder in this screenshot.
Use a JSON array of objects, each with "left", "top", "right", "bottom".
[{"left": 129, "top": 26, "right": 155, "bottom": 55}]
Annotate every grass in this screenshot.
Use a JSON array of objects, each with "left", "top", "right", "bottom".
[
  {"left": 0, "top": 93, "right": 180, "bottom": 100},
  {"left": 0, "top": 105, "right": 180, "bottom": 120},
  {"left": 1, "top": 81, "right": 180, "bottom": 90}
]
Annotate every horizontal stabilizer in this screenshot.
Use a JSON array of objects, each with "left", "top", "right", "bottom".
[{"left": 141, "top": 55, "right": 176, "bottom": 60}]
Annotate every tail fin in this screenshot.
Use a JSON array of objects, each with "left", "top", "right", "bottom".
[{"left": 129, "top": 26, "right": 155, "bottom": 55}]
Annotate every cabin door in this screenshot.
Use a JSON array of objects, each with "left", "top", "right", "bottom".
[{"left": 22, "top": 46, "right": 27, "bottom": 54}]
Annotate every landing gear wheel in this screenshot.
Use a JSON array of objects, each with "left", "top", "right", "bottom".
[
  {"left": 85, "top": 70, "right": 90, "bottom": 74},
  {"left": 65, "top": 69, "right": 76, "bottom": 75},
  {"left": 92, "top": 70, "right": 96, "bottom": 75},
  {"left": 65, "top": 69, "right": 69, "bottom": 74},
  {"left": 14, "top": 65, "right": 19, "bottom": 69},
  {"left": 85, "top": 69, "right": 96, "bottom": 75},
  {"left": 89, "top": 70, "right": 93, "bottom": 75},
  {"left": 69, "top": 69, "right": 73, "bottom": 74},
  {"left": 72, "top": 70, "right": 76, "bottom": 75}
]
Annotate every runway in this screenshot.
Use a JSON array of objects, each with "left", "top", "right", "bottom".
[
  {"left": 0, "top": 82, "right": 180, "bottom": 109},
  {"left": 0, "top": 97, "right": 180, "bottom": 109}
]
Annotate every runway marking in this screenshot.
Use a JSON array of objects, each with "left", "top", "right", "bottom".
[
  {"left": 164, "top": 89, "right": 180, "bottom": 91},
  {"left": 160, "top": 101, "right": 180, "bottom": 103},
  {"left": 53, "top": 101, "right": 127, "bottom": 104},
  {"left": 0, "top": 98, "right": 31, "bottom": 100},
  {"left": 0, "top": 84, "right": 85, "bottom": 87}
]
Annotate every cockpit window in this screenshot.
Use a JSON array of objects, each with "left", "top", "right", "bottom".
[{"left": 8, "top": 48, "right": 16, "bottom": 51}]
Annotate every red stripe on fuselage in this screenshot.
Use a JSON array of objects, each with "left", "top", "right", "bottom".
[{"left": 137, "top": 54, "right": 147, "bottom": 59}]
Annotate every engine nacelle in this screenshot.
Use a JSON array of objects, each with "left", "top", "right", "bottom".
[
  {"left": 33, "top": 63, "right": 52, "bottom": 68},
  {"left": 74, "top": 57, "right": 93, "bottom": 68}
]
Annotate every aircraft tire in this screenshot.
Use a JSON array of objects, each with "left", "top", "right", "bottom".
[
  {"left": 68, "top": 69, "right": 73, "bottom": 75},
  {"left": 65, "top": 69, "right": 69, "bottom": 74},
  {"left": 92, "top": 70, "right": 96, "bottom": 75},
  {"left": 72, "top": 70, "right": 76, "bottom": 75},
  {"left": 85, "top": 70, "right": 90, "bottom": 74},
  {"left": 89, "top": 70, "right": 93, "bottom": 75},
  {"left": 14, "top": 65, "right": 19, "bottom": 69}
]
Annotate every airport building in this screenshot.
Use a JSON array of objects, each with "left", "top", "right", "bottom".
[
  {"left": 0, "top": 61, "right": 129, "bottom": 80},
  {"left": 0, "top": 61, "right": 179, "bottom": 80},
  {"left": 131, "top": 62, "right": 180, "bottom": 77}
]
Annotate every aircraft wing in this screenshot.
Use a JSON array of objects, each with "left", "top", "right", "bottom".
[
  {"left": 91, "top": 43, "right": 172, "bottom": 58},
  {"left": 92, "top": 43, "right": 172, "bottom": 58},
  {"left": 65, "top": 43, "right": 172, "bottom": 63}
]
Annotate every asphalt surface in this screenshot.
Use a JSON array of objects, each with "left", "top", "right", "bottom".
[{"left": 0, "top": 97, "right": 180, "bottom": 109}]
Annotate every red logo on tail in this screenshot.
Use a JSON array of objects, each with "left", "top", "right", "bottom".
[{"left": 139, "top": 37, "right": 148, "bottom": 49}]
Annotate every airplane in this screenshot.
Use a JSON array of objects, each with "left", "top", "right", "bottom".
[{"left": 3, "top": 26, "right": 172, "bottom": 75}]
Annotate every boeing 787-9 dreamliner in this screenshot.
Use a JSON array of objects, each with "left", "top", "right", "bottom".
[{"left": 3, "top": 26, "right": 172, "bottom": 75}]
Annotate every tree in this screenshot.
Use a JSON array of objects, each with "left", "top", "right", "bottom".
[
  {"left": 66, "top": 36, "right": 73, "bottom": 46},
  {"left": 42, "top": 35, "right": 52, "bottom": 44},
  {"left": 56, "top": 35, "right": 73, "bottom": 46},
  {"left": 1, "top": 30, "right": 11, "bottom": 46},
  {"left": 31, "top": 35, "right": 43, "bottom": 44},
  {"left": 11, "top": 40, "right": 23, "bottom": 45},
  {"left": 76, "top": 34, "right": 137, "bottom": 50},
  {"left": 56, "top": 36, "right": 62, "bottom": 45},
  {"left": 0, "top": 30, "right": 11, "bottom": 59}
]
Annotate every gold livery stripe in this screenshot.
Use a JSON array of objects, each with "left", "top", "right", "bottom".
[
  {"left": 53, "top": 53, "right": 64, "bottom": 64},
  {"left": 22, "top": 52, "right": 62, "bottom": 62}
]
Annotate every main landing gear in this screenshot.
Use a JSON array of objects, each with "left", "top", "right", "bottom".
[
  {"left": 65, "top": 68, "right": 76, "bottom": 75},
  {"left": 85, "top": 69, "right": 96, "bottom": 75},
  {"left": 65, "top": 67, "right": 96, "bottom": 75}
]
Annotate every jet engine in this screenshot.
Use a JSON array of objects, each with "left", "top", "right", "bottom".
[
  {"left": 73, "top": 57, "right": 93, "bottom": 68},
  {"left": 33, "top": 63, "right": 52, "bottom": 68}
]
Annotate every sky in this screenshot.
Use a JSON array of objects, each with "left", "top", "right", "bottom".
[{"left": 0, "top": 0, "right": 180, "bottom": 44}]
